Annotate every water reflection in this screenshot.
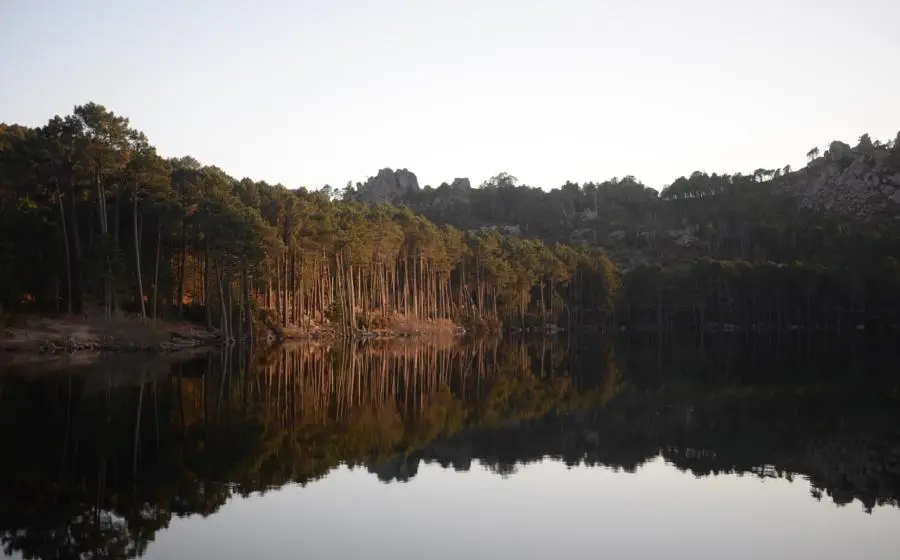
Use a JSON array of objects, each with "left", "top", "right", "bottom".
[
  {"left": 0, "top": 335, "right": 898, "bottom": 559},
  {"left": 149, "top": 460, "right": 900, "bottom": 560}
]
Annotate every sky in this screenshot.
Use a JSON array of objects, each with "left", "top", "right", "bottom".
[{"left": 1, "top": 0, "right": 899, "bottom": 191}]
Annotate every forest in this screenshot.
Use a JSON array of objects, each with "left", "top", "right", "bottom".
[
  {"left": 1, "top": 103, "right": 899, "bottom": 336},
  {"left": 0, "top": 104, "right": 618, "bottom": 337}
]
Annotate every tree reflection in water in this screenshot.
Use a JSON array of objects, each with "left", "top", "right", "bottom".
[{"left": 0, "top": 333, "right": 898, "bottom": 558}]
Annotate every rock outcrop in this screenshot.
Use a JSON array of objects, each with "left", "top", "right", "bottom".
[
  {"left": 791, "top": 140, "right": 900, "bottom": 223},
  {"left": 354, "top": 168, "right": 420, "bottom": 204},
  {"left": 444, "top": 178, "right": 471, "bottom": 191}
]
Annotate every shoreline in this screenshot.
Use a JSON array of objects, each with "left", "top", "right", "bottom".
[
  {"left": 0, "top": 314, "right": 222, "bottom": 357},
  {"left": 0, "top": 314, "right": 473, "bottom": 362},
  {"left": 0, "top": 345, "right": 215, "bottom": 376}
]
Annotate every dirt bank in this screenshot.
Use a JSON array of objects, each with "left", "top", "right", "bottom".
[{"left": 0, "top": 314, "right": 221, "bottom": 355}]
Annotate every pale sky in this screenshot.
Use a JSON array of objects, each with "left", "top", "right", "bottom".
[{"left": 2, "top": 0, "right": 898, "bottom": 191}]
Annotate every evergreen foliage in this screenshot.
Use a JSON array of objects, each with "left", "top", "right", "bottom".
[
  {"left": 3, "top": 105, "right": 898, "bottom": 331},
  {"left": 0, "top": 105, "right": 619, "bottom": 332}
]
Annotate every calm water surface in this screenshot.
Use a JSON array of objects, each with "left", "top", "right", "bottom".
[{"left": 1, "top": 335, "right": 898, "bottom": 559}]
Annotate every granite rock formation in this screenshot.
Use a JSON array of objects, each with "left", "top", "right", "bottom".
[{"left": 354, "top": 168, "right": 420, "bottom": 204}]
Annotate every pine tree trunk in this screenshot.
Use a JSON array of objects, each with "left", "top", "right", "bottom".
[
  {"left": 347, "top": 262, "right": 357, "bottom": 332},
  {"left": 282, "top": 253, "right": 289, "bottom": 326},
  {"left": 403, "top": 256, "right": 410, "bottom": 316},
  {"left": 133, "top": 189, "right": 146, "bottom": 318},
  {"left": 96, "top": 173, "right": 111, "bottom": 317},
  {"left": 56, "top": 182, "right": 73, "bottom": 315},
  {"left": 204, "top": 240, "right": 211, "bottom": 328},
  {"left": 65, "top": 177, "right": 85, "bottom": 314},
  {"left": 381, "top": 264, "right": 389, "bottom": 318},
  {"left": 244, "top": 267, "right": 253, "bottom": 345},
  {"left": 153, "top": 221, "right": 161, "bottom": 321},
  {"left": 177, "top": 222, "right": 186, "bottom": 317},
  {"left": 217, "top": 261, "right": 229, "bottom": 339},
  {"left": 112, "top": 186, "right": 121, "bottom": 314},
  {"left": 227, "top": 270, "right": 234, "bottom": 338}
]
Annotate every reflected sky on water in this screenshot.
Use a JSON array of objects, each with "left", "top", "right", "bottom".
[{"left": 149, "top": 458, "right": 900, "bottom": 560}]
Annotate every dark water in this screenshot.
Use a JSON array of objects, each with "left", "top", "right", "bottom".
[{"left": 1, "top": 335, "right": 899, "bottom": 559}]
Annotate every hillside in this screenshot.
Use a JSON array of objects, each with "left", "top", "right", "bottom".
[{"left": 346, "top": 132, "right": 900, "bottom": 270}]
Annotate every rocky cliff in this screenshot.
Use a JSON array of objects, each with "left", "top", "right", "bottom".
[
  {"left": 790, "top": 136, "right": 900, "bottom": 223},
  {"left": 353, "top": 168, "right": 420, "bottom": 204}
]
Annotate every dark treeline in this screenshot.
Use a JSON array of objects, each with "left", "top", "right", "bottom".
[
  {"left": 1, "top": 335, "right": 898, "bottom": 558},
  {"left": 0, "top": 104, "right": 618, "bottom": 335},
  {"left": 364, "top": 141, "right": 900, "bottom": 267},
  {"left": 624, "top": 258, "right": 900, "bottom": 331},
  {"left": 348, "top": 136, "right": 900, "bottom": 329},
  {"left": 3, "top": 105, "right": 899, "bottom": 334}
]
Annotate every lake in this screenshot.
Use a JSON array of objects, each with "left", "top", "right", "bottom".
[{"left": 1, "top": 334, "right": 899, "bottom": 559}]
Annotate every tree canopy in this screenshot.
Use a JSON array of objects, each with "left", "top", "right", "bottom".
[
  {"left": 2, "top": 105, "right": 898, "bottom": 333},
  {"left": 0, "top": 104, "right": 621, "bottom": 334}
]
